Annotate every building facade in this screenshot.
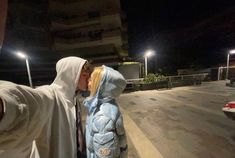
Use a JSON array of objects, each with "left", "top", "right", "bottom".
[
  {"left": 1, "top": 0, "right": 128, "bottom": 86},
  {"left": 50, "top": 0, "right": 128, "bottom": 65}
]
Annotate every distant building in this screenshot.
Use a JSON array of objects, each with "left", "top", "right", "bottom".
[
  {"left": 3, "top": 1, "right": 51, "bottom": 53},
  {"left": 50, "top": 0, "right": 128, "bottom": 64},
  {"left": 1, "top": 0, "right": 128, "bottom": 86}
]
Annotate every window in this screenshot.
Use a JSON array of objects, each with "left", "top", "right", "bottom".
[{"left": 87, "top": 11, "right": 100, "bottom": 18}]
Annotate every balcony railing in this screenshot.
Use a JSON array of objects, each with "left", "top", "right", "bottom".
[
  {"left": 51, "top": 10, "right": 121, "bottom": 25},
  {"left": 55, "top": 28, "right": 122, "bottom": 42}
]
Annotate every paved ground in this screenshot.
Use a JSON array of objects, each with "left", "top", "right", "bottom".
[{"left": 117, "top": 81, "right": 235, "bottom": 158}]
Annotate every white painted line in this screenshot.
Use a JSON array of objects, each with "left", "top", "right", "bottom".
[{"left": 120, "top": 107, "right": 164, "bottom": 158}]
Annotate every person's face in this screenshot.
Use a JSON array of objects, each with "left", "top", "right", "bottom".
[
  {"left": 77, "top": 69, "right": 90, "bottom": 91},
  {"left": 88, "top": 73, "right": 94, "bottom": 91}
]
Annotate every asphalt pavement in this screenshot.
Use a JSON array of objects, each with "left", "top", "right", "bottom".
[{"left": 118, "top": 81, "right": 235, "bottom": 158}]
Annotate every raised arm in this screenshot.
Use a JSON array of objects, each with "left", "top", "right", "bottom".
[{"left": 0, "top": 81, "right": 54, "bottom": 149}]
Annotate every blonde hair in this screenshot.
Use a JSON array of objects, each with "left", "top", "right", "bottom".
[{"left": 90, "top": 66, "right": 104, "bottom": 96}]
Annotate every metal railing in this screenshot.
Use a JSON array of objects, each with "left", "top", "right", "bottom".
[
  {"left": 167, "top": 73, "right": 209, "bottom": 82},
  {"left": 125, "top": 73, "right": 210, "bottom": 91},
  {"left": 167, "top": 73, "right": 209, "bottom": 88},
  {"left": 126, "top": 78, "right": 144, "bottom": 83}
]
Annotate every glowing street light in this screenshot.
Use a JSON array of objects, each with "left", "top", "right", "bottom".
[
  {"left": 144, "top": 50, "right": 154, "bottom": 76},
  {"left": 230, "top": 50, "right": 235, "bottom": 54},
  {"left": 226, "top": 49, "right": 235, "bottom": 81},
  {"left": 16, "top": 51, "right": 33, "bottom": 88},
  {"left": 17, "top": 52, "right": 26, "bottom": 58}
]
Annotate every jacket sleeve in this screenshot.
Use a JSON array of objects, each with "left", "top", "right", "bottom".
[
  {"left": 115, "top": 113, "right": 128, "bottom": 158},
  {"left": 92, "top": 112, "right": 120, "bottom": 158},
  {"left": 91, "top": 105, "right": 128, "bottom": 158},
  {"left": 0, "top": 81, "right": 54, "bottom": 150}
]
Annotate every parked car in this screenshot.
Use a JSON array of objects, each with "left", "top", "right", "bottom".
[{"left": 222, "top": 101, "right": 235, "bottom": 120}]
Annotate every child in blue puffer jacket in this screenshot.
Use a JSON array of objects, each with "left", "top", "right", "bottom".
[{"left": 84, "top": 65, "right": 128, "bottom": 158}]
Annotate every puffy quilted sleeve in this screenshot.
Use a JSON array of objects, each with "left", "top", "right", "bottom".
[
  {"left": 91, "top": 103, "right": 128, "bottom": 158},
  {"left": 92, "top": 113, "right": 120, "bottom": 158},
  {"left": 116, "top": 113, "right": 128, "bottom": 158}
]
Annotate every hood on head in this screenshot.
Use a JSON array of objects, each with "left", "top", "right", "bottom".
[
  {"left": 84, "top": 65, "right": 126, "bottom": 113},
  {"left": 99, "top": 65, "right": 126, "bottom": 99},
  {"left": 52, "top": 56, "right": 87, "bottom": 102}
]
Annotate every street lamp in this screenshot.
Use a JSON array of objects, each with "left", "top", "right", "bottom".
[
  {"left": 16, "top": 51, "right": 33, "bottom": 88},
  {"left": 144, "top": 50, "right": 154, "bottom": 76},
  {"left": 226, "top": 49, "right": 235, "bottom": 81}
]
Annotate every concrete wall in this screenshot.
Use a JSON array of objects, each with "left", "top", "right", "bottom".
[{"left": 118, "top": 64, "right": 141, "bottom": 79}]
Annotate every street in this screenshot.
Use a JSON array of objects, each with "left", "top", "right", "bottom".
[{"left": 118, "top": 81, "right": 235, "bottom": 158}]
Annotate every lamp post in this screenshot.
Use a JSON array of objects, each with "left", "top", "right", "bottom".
[
  {"left": 226, "top": 49, "right": 235, "bottom": 81},
  {"left": 144, "top": 50, "right": 154, "bottom": 76},
  {"left": 16, "top": 51, "right": 33, "bottom": 88}
]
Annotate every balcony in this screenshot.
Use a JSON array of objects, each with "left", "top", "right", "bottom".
[
  {"left": 51, "top": 15, "right": 100, "bottom": 31},
  {"left": 53, "top": 28, "right": 123, "bottom": 50},
  {"left": 51, "top": 12, "right": 121, "bottom": 31},
  {"left": 50, "top": 0, "right": 121, "bottom": 14}
]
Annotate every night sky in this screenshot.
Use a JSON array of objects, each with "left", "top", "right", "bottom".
[{"left": 121, "top": 0, "right": 235, "bottom": 74}]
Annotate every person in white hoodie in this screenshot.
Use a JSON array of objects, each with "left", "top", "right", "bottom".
[{"left": 0, "top": 56, "right": 90, "bottom": 158}]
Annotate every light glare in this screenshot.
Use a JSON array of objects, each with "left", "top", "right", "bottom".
[
  {"left": 230, "top": 49, "right": 235, "bottom": 54},
  {"left": 16, "top": 51, "right": 26, "bottom": 59},
  {"left": 145, "top": 50, "right": 154, "bottom": 57}
]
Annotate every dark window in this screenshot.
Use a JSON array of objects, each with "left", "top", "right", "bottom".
[
  {"left": 87, "top": 11, "right": 100, "bottom": 18},
  {"left": 88, "top": 30, "right": 102, "bottom": 41}
]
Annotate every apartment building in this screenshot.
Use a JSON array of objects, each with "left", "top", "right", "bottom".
[
  {"left": 50, "top": 0, "right": 128, "bottom": 65},
  {"left": 0, "top": 0, "right": 128, "bottom": 86}
]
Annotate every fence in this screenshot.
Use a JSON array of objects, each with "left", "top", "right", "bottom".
[
  {"left": 125, "top": 73, "right": 209, "bottom": 91},
  {"left": 167, "top": 73, "right": 209, "bottom": 88}
]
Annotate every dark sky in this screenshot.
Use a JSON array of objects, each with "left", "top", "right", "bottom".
[{"left": 121, "top": 0, "right": 235, "bottom": 73}]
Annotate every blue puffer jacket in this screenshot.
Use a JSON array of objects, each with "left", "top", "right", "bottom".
[{"left": 84, "top": 66, "right": 128, "bottom": 158}]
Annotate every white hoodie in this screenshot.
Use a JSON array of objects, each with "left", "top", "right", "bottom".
[{"left": 0, "top": 57, "right": 86, "bottom": 158}]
